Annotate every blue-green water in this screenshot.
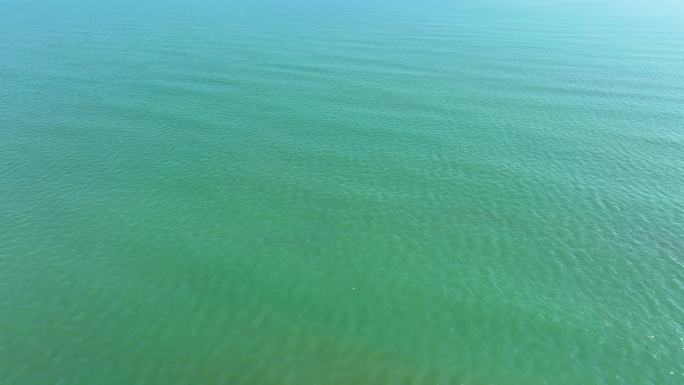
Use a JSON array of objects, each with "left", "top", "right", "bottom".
[{"left": 1, "top": 1, "right": 683, "bottom": 384}]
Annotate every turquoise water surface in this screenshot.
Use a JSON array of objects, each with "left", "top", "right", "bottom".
[{"left": 1, "top": 0, "right": 683, "bottom": 384}]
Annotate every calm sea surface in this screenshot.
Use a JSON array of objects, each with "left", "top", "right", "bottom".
[{"left": 1, "top": 1, "right": 683, "bottom": 384}]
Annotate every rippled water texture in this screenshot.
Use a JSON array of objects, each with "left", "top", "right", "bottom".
[{"left": 1, "top": 0, "right": 683, "bottom": 384}]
